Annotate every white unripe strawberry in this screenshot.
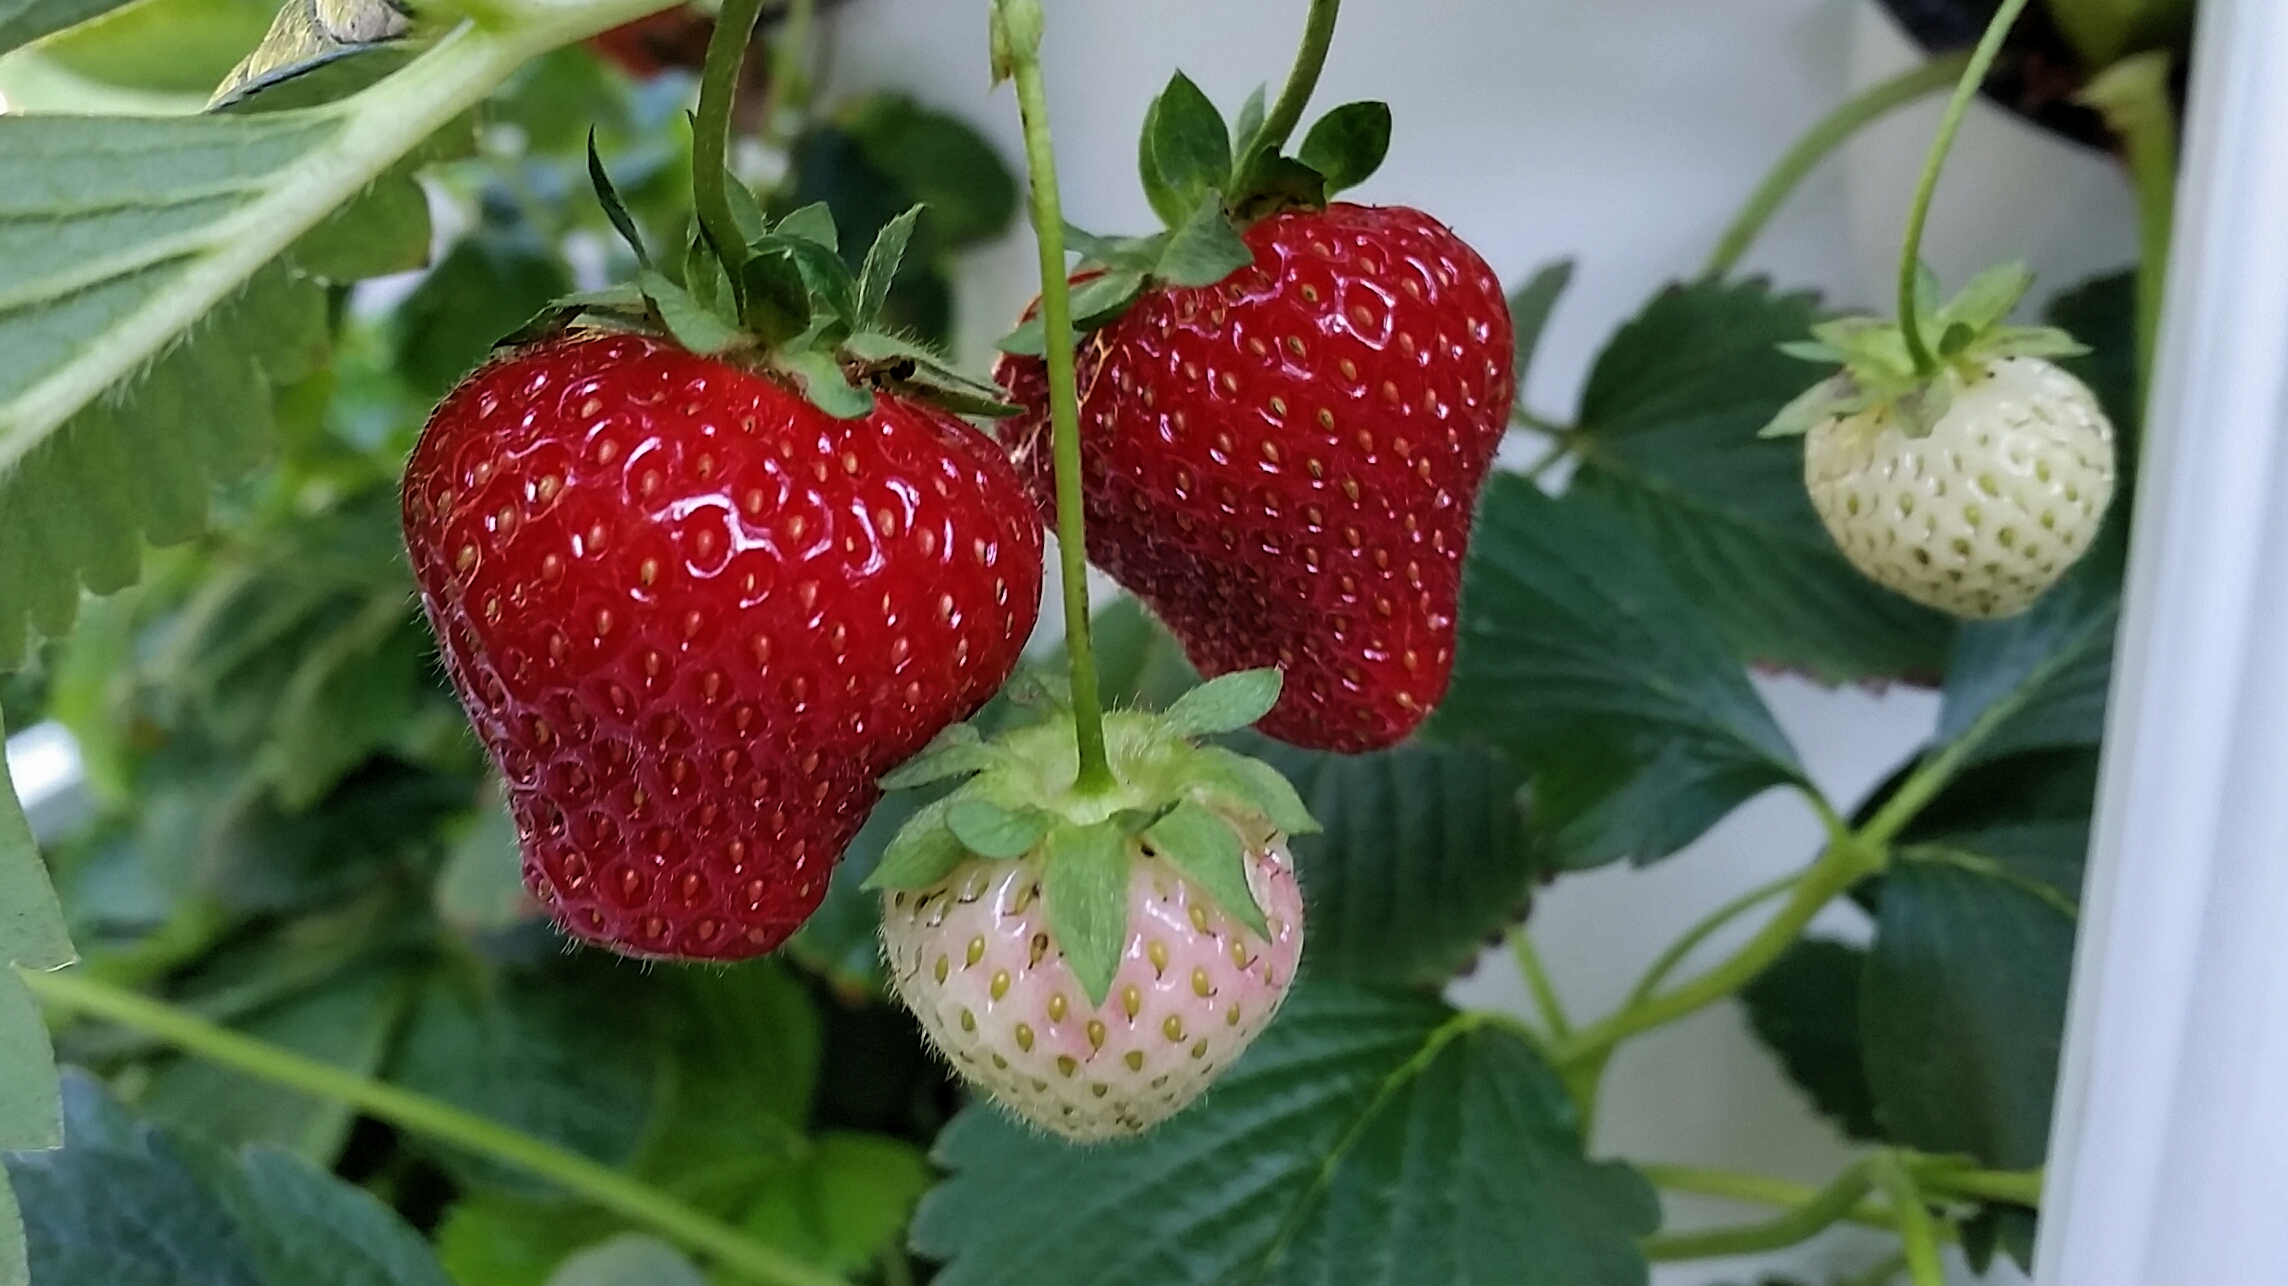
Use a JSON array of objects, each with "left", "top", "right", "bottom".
[
  {"left": 1803, "top": 356, "right": 2116, "bottom": 619},
  {"left": 867, "top": 670, "right": 1319, "bottom": 1142},
  {"left": 882, "top": 838, "right": 1302, "bottom": 1142},
  {"left": 1765, "top": 263, "right": 2120, "bottom": 621}
]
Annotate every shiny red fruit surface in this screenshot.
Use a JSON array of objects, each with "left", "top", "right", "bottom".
[
  {"left": 997, "top": 204, "right": 1512, "bottom": 752},
  {"left": 403, "top": 333, "right": 1042, "bottom": 960}
]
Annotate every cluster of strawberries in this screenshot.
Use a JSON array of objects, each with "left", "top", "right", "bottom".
[{"left": 401, "top": 36, "right": 2113, "bottom": 1139}]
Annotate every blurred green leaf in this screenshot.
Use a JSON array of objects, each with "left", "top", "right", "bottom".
[
  {"left": 1740, "top": 938, "right": 1882, "bottom": 1142},
  {"left": 734, "top": 1133, "right": 931, "bottom": 1274},
  {"left": 915, "top": 983, "right": 1658, "bottom": 1286},
  {"left": 1862, "top": 850, "right": 2073, "bottom": 1170},
  {"left": 389, "top": 962, "right": 666, "bottom": 1194},
  {"left": 436, "top": 794, "right": 537, "bottom": 937},
  {"left": 393, "top": 220, "right": 573, "bottom": 398},
  {"left": 839, "top": 95, "right": 1018, "bottom": 250},
  {"left": 1934, "top": 527, "right": 2122, "bottom": 773},
  {"left": 37, "top": 0, "right": 277, "bottom": 95},
  {"left": 1569, "top": 279, "right": 1957, "bottom": 683},
  {"left": 1507, "top": 259, "right": 1573, "bottom": 393},
  {"left": 0, "top": 0, "right": 139, "bottom": 58},
  {"left": 1231, "top": 732, "right": 1543, "bottom": 987},
  {"left": 544, "top": 1234, "right": 704, "bottom": 1286},
  {"left": 1436, "top": 477, "right": 1803, "bottom": 868}
]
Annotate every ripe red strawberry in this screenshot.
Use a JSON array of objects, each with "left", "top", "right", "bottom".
[
  {"left": 995, "top": 203, "right": 1512, "bottom": 752},
  {"left": 402, "top": 332, "right": 1042, "bottom": 960}
]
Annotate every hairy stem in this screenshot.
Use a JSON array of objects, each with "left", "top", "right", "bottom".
[
  {"left": 693, "top": 0, "right": 769, "bottom": 263},
  {"left": 1643, "top": 1159, "right": 1877, "bottom": 1261},
  {"left": 1704, "top": 51, "right": 1973, "bottom": 279},
  {"left": 1896, "top": 0, "right": 2036, "bottom": 374},
  {"left": 1558, "top": 837, "right": 1884, "bottom": 1066},
  {"left": 1243, "top": 0, "right": 1342, "bottom": 167},
  {"left": 18, "top": 967, "right": 848, "bottom": 1286},
  {"left": 2080, "top": 51, "right": 2179, "bottom": 402},
  {"left": 997, "top": 0, "right": 1114, "bottom": 793},
  {"left": 1874, "top": 1154, "right": 1950, "bottom": 1286}
]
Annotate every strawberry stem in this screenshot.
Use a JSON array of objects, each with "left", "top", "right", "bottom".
[
  {"left": 1894, "top": 0, "right": 2035, "bottom": 376},
  {"left": 693, "top": 0, "right": 768, "bottom": 270},
  {"left": 2080, "top": 51, "right": 2178, "bottom": 406},
  {"left": 1243, "top": 0, "right": 1343, "bottom": 175},
  {"left": 17, "top": 966, "right": 851, "bottom": 1286},
  {"left": 1703, "top": 50, "right": 1972, "bottom": 280},
  {"left": 996, "top": 0, "right": 1117, "bottom": 795}
]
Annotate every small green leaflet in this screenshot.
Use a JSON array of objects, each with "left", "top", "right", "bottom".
[
  {"left": 865, "top": 796, "right": 972, "bottom": 892},
  {"left": 1154, "top": 193, "right": 1254, "bottom": 288},
  {"left": 776, "top": 349, "right": 875, "bottom": 421},
  {"left": 1140, "top": 71, "right": 1231, "bottom": 227},
  {"left": 1041, "top": 822, "right": 1131, "bottom": 1005},
  {"left": 1296, "top": 102, "right": 1392, "bottom": 195},
  {"left": 944, "top": 797, "right": 1053, "bottom": 860},
  {"left": 879, "top": 724, "right": 994, "bottom": 790},
  {"left": 546, "top": 1235, "right": 707, "bottom": 1286},
  {"left": 1160, "top": 668, "right": 1282, "bottom": 738},
  {"left": 856, "top": 206, "right": 923, "bottom": 330},
  {"left": 0, "top": 0, "right": 137, "bottom": 57},
  {"left": 1190, "top": 746, "right": 1319, "bottom": 837},
  {"left": 1144, "top": 802, "right": 1268, "bottom": 939},
  {"left": 1507, "top": 259, "right": 1574, "bottom": 394}
]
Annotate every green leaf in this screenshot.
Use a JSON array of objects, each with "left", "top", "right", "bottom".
[
  {"left": 774, "top": 201, "right": 837, "bottom": 251},
  {"left": 1507, "top": 259, "right": 1573, "bottom": 393},
  {"left": 996, "top": 270, "right": 1148, "bottom": 356},
  {"left": 586, "top": 133, "right": 651, "bottom": 269},
  {"left": 1154, "top": 195, "right": 1253, "bottom": 289},
  {"left": 855, "top": 205, "right": 922, "bottom": 329},
  {"left": 1041, "top": 820, "right": 1130, "bottom": 1005},
  {"left": 2047, "top": 269, "right": 2141, "bottom": 439},
  {"left": 1894, "top": 746, "right": 2097, "bottom": 905},
  {"left": 0, "top": 0, "right": 138, "bottom": 56},
  {"left": 1, "top": 719, "right": 72, "bottom": 973},
  {"left": 944, "top": 796, "right": 1052, "bottom": 860},
  {"left": 209, "top": 0, "right": 414, "bottom": 111},
  {"left": 1932, "top": 535, "right": 2121, "bottom": 770},
  {"left": 1862, "top": 849, "right": 2074, "bottom": 1170},
  {"left": 1191, "top": 746, "right": 1319, "bottom": 838},
  {"left": 1960, "top": 1204, "right": 2040, "bottom": 1276},
  {"left": 1739, "top": 939, "right": 1883, "bottom": 1142},
  {"left": 1940, "top": 261, "right": 2034, "bottom": 333},
  {"left": 1229, "top": 84, "right": 1270, "bottom": 162},
  {"left": 40, "top": 0, "right": 280, "bottom": 96},
  {"left": 392, "top": 224, "right": 572, "bottom": 398},
  {"left": 914, "top": 984, "right": 1659, "bottom": 1286},
  {"left": 0, "top": 980, "right": 58, "bottom": 1155},
  {"left": 839, "top": 94, "right": 1020, "bottom": 249},
  {"left": 1296, "top": 101, "right": 1392, "bottom": 195},
  {"left": 777, "top": 348, "right": 873, "bottom": 420},
  {"left": 1434, "top": 477, "right": 1804, "bottom": 868},
  {"left": 7, "top": 1073, "right": 452, "bottom": 1286},
  {"left": 290, "top": 165, "right": 430, "bottom": 283},
  {"left": 1141, "top": 72, "right": 1231, "bottom": 226},
  {"left": 637, "top": 964, "right": 819, "bottom": 1179},
  {"left": 1232, "top": 733, "right": 1543, "bottom": 987},
  {"left": 732, "top": 1132, "right": 933, "bottom": 1273},
  {"left": 639, "top": 270, "right": 740, "bottom": 355},
  {"left": 1568, "top": 279, "right": 1957, "bottom": 682},
  {"left": 142, "top": 963, "right": 410, "bottom": 1161},
  {"left": 1143, "top": 801, "right": 1266, "bottom": 939},
  {"left": 545, "top": 1235, "right": 704, "bottom": 1286},
  {"left": 1161, "top": 668, "right": 1281, "bottom": 738},
  {"left": 879, "top": 725, "right": 994, "bottom": 791},
  {"left": 864, "top": 794, "right": 971, "bottom": 891},
  {"left": 388, "top": 964, "right": 665, "bottom": 1195},
  {"left": 436, "top": 796, "right": 538, "bottom": 937},
  {"left": 736, "top": 248, "right": 815, "bottom": 348}
]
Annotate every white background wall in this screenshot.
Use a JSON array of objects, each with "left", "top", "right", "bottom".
[{"left": 817, "top": 2, "right": 2139, "bottom": 1281}]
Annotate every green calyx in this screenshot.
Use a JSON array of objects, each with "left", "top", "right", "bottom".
[
  {"left": 864, "top": 669, "right": 1319, "bottom": 1003},
  {"left": 1760, "top": 261, "right": 2088, "bottom": 440},
  {"left": 998, "top": 73, "right": 1391, "bottom": 357},
  {"left": 532, "top": 141, "right": 1015, "bottom": 422}
]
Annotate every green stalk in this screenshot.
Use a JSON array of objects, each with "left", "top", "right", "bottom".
[
  {"left": 996, "top": 0, "right": 1115, "bottom": 795},
  {"left": 1508, "top": 927, "right": 1573, "bottom": 1040},
  {"left": 2080, "top": 51, "right": 2179, "bottom": 400},
  {"left": 1557, "top": 838, "right": 1884, "bottom": 1067},
  {"left": 1873, "top": 1154, "right": 1950, "bottom": 1286},
  {"left": 1896, "top": 0, "right": 2037, "bottom": 375},
  {"left": 1643, "top": 1160, "right": 1877, "bottom": 1261},
  {"left": 1624, "top": 870, "right": 1800, "bottom": 1006},
  {"left": 1704, "top": 51, "right": 1974, "bottom": 279},
  {"left": 1244, "top": 0, "right": 1343, "bottom": 165},
  {"left": 1916, "top": 1163, "right": 2044, "bottom": 1207},
  {"left": 18, "top": 967, "right": 848, "bottom": 1286},
  {"left": 692, "top": 0, "right": 770, "bottom": 263}
]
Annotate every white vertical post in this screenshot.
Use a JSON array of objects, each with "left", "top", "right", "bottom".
[{"left": 2035, "top": 0, "right": 2288, "bottom": 1282}]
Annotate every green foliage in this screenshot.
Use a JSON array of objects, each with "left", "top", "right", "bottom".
[
  {"left": 1740, "top": 939, "right": 1882, "bottom": 1142},
  {"left": 1861, "top": 851, "right": 2073, "bottom": 1170},
  {"left": 914, "top": 984, "right": 1658, "bottom": 1286},
  {"left": 35, "top": 0, "right": 278, "bottom": 95},
  {"left": 1234, "top": 732, "right": 1546, "bottom": 987},
  {"left": 1437, "top": 477, "right": 1805, "bottom": 869},
  {"left": 0, "top": 0, "right": 135, "bottom": 56},
  {"left": 5, "top": 1072, "right": 453, "bottom": 1286},
  {"left": 1568, "top": 279, "right": 1956, "bottom": 682}
]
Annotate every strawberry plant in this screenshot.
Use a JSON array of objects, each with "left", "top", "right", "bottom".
[{"left": 0, "top": 0, "right": 2189, "bottom": 1282}]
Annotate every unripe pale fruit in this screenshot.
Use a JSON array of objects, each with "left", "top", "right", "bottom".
[
  {"left": 882, "top": 842, "right": 1303, "bottom": 1142},
  {"left": 1803, "top": 356, "right": 2115, "bottom": 619}
]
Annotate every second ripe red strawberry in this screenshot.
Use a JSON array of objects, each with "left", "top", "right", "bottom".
[{"left": 996, "top": 201, "right": 1511, "bottom": 752}]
